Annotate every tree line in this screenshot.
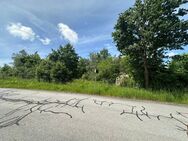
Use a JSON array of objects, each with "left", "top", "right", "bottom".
[
  {"left": 0, "top": 43, "right": 188, "bottom": 90},
  {"left": 0, "top": 0, "right": 188, "bottom": 91}
]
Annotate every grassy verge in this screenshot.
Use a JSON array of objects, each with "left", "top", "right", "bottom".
[{"left": 0, "top": 78, "right": 187, "bottom": 104}]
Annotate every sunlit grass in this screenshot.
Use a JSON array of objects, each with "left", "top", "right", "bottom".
[{"left": 0, "top": 77, "right": 187, "bottom": 104}]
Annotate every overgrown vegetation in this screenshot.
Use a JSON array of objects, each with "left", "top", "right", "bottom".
[
  {"left": 1, "top": 44, "right": 188, "bottom": 91},
  {"left": 0, "top": 78, "right": 187, "bottom": 104},
  {"left": 112, "top": 0, "right": 188, "bottom": 89},
  {"left": 0, "top": 0, "right": 188, "bottom": 103}
]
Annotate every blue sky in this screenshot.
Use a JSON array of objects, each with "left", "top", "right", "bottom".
[{"left": 0, "top": 0, "right": 187, "bottom": 66}]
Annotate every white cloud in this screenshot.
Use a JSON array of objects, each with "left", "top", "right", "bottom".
[
  {"left": 7, "top": 22, "right": 51, "bottom": 46},
  {"left": 38, "top": 37, "right": 51, "bottom": 45},
  {"left": 58, "top": 23, "right": 78, "bottom": 44},
  {"left": 167, "top": 52, "right": 177, "bottom": 57},
  {"left": 7, "top": 23, "right": 35, "bottom": 41}
]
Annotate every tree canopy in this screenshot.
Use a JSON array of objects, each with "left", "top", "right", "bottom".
[
  {"left": 48, "top": 43, "right": 79, "bottom": 80},
  {"left": 12, "top": 50, "right": 41, "bottom": 79},
  {"left": 112, "top": 0, "right": 188, "bottom": 88}
]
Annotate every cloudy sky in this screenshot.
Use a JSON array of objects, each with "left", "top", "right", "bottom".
[{"left": 0, "top": 0, "right": 187, "bottom": 66}]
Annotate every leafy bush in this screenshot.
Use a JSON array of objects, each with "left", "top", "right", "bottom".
[
  {"left": 97, "top": 58, "right": 119, "bottom": 83},
  {"left": 0, "top": 64, "right": 14, "bottom": 78},
  {"left": 36, "top": 60, "right": 53, "bottom": 82},
  {"left": 51, "top": 62, "right": 69, "bottom": 83}
]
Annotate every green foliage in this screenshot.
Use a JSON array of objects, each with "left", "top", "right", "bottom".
[
  {"left": 77, "top": 58, "right": 89, "bottom": 78},
  {"left": 97, "top": 57, "right": 120, "bottom": 83},
  {"left": 12, "top": 50, "right": 41, "bottom": 79},
  {"left": 145, "top": 54, "right": 188, "bottom": 90},
  {"left": 88, "top": 49, "right": 111, "bottom": 72},
  {"left": 89, "top": 49, "right": 111, "bottom": 64},
  {"left": 49, "top": 43, "right": 79, "bottom": 80},
  {"left": 83, "top": 49, "right": 112, "bottom": 81},
  {"left": 119, "top": 56, "right": 133, "bottom": 75},
  {"left": 0, "top": 64, "right": 14, "bottom": 78},
  {"left": 112, "top": 0, "right": 188, "bottom": 88},
  {"left": 51, "top": 62, "right": 69, "bottom": 83},
  {"left": 82, "top": 49, "right": 136, "bottom": 86},
  {"left": 36, "top": 59, "right": 53, "bottom": 82},
  {"left": 0, "top": 78, "right": 187, "bottom": 104},
  {"left": 169, "top": 54, "right": 188, "bottom": 74},
  {"left": 36, "top": 44, "right": 79, "bottom": 83},
  {"left": 167, "top": 54, "right": 188, "bottom": 89}
]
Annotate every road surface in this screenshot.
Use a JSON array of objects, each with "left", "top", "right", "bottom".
[{"left": 0, "top": 88, "right": 187, "bottom": 141}]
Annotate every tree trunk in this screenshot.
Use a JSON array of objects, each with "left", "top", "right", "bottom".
[{"left": 143, "top": 55, "right": 149, "bottom": 89}]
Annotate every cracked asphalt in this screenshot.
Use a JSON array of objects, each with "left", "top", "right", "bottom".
[{"left": 0, "top": 88, "right": 187, "bottom": 141}]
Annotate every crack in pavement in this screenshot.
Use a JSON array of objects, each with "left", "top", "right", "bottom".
[
  {"left": 93, "top": 98, "right": 188, "bottom": 136},
  {"left": 0, "top": 94, "right": 87, "bottom": 129},
  {"left": 120, "top": 105, "right": 188, "bottom": 136},
  {"left": 0, "top": 90, "right": 187, "bottom": 137},
  {"left": 93, "top": 99, "right": 132, "bottom": 107}
]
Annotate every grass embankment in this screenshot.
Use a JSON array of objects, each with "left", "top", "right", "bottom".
[{"left": 0, "top": 78, "right": 187, "bottom": 104}]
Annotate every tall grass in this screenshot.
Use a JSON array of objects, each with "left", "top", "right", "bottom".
[{"left": 0, "top": 78, "right": 187, "bottom": 104}]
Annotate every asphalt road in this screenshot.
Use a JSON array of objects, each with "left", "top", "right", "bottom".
[{"left": 0, "top": 88, "right": 187, "bottom": 141}]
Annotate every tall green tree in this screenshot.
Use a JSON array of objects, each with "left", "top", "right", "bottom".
[
  {"left": 12, "top": 50, "right": 41, "bottom": 79},
  {"left": 112, "top": 0, "right": 188, "bottom": 88},
  {"left": 48, "top": 44, "right": 79, "bottom": 81}
]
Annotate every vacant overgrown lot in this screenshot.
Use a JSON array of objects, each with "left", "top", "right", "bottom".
[{"left": 0, "top": 78, "right": 187, "bottom": 105}]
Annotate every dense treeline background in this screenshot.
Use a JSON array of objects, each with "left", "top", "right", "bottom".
[
  {"left": 0, "top": 43, "right": 188, "bottom": 91},
  {"left": 0, "top": 0, "right": 188, "bottom": 92}
]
